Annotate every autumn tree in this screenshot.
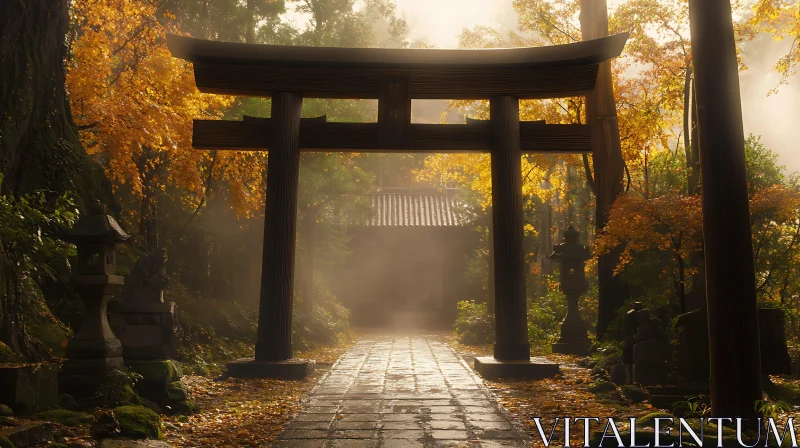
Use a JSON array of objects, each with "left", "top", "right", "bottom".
[{"left": 746, "top": 0, "right": 800, "bottom": 93}]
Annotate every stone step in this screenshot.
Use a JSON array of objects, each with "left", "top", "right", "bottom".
[{"left": 0, "top": 421, "right": 54, "bottom": 447}]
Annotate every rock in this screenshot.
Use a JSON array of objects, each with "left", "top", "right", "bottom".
[
  {"left": 114, "top": 405, "right": 162, "bottom": 439},
  {"left": 67, "top": 439, "right": 98, "bottom": 448},
  {"left": 90, "top": 410, "right": 121, "bottom": 440},
  {"left": 0, "top": 405, "right": 13, "bottom": 417},
  {"left": 588, "top": 380, "right": 617, "bottom": 394},
  {"left": 137, "top": 398, "right": 163, "bottom": 415},
  {"left": 34, "top": 409, "right": 92, "bottom": 426},
  {"left": 0, "top": 362, "right": 59, "bottom": 415},
  {"left": 167, "top": 401, "right": 196, "bottom": 415},
  {"left": 621, "top": 384, "right": 648, "bottom": 403},
  {"left": 59, "top": 394, "right": 78, "bottom": 411},
  {"left": 0, "top": 421, "right": 54, "bottom": 447},
  {"left": 165, "top": 382, "right": 187, "bottom": 403},
  {"left": 577, "top": 357, "right": 595, "bottom": 368}
]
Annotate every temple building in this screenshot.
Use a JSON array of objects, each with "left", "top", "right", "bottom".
[{"left": 335, "top": 187, "right": 479, "bottom": 329}]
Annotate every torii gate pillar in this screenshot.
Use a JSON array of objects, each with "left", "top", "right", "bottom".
[
  {"left": 488, "top": 96, "right": 529, "bottom": 360},
  {"left": 474, "top": 96, "right": 559, "bottom": 379},
  {"left": 227, "top": 92, "right": 315, "bottom": 379}
]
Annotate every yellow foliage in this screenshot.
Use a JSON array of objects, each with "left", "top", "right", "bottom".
[{"left": 67, "top": 0, "right": 265, "bottom": 217}]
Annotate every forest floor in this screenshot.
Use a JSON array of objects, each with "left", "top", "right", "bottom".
[
  {"left": 447, "top": 336, "right": 654, "bottom": 444},
  {"left": 162, "top": 343, "right": 355, "bottom": 447}
]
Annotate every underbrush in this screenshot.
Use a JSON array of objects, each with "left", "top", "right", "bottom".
[
  {"left": 171, "top": 280, "right": 352, "bottom": 376},
  {"left": 453, "top": 290, "right": 565, "bottom": 351},
  {"left": 0, "top": 180, "right": 77, "bottom": 361}
]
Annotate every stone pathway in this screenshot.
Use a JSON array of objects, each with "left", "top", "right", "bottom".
[{"left": 273, "top": 335, "right": 529, "bottom": 447}]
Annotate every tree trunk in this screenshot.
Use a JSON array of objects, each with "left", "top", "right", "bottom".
[
  {"left": 683, "top": 64, "right": 694, "bottom": 195},
  {"left": 0, "top": 0, "right": 109, "bottom": 200},
  {"left": 688, "top": 0, "right": 762, "bottom": 420},
  {"left": 580, "top": 0, "right": 628, "bottom": 338},
  {"left": 689, "top": 83, "right": 701, "bottom": 195},
  {"left": 246, "top": 0, "right": 256, "bottom": 43}
]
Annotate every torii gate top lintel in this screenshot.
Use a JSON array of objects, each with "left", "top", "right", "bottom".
[{"left": 166, "top": 33, "right": 629, "bottom": 100}]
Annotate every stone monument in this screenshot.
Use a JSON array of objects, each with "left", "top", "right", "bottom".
[
  {"left": 111, "top": 247, "right": 190, "bottom": 413},
  {"left": 59, "top": 200, "right": 130, "bottom": 398},
  {"left": 549, "top": 226, "right": 591, "bottom": 356},
  {"left": 625, "top": 302, "right": 669, "bottom": 386}
]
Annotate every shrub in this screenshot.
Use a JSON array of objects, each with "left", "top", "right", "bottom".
[
  {"left": 293, "top": 282, "right": 352, "bottom": 351},
  {"left": 454, "top": 301, "right": 494, "bottom": 345}
]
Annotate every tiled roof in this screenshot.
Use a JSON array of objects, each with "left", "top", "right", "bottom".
[{"left": 363, "top": 191, "right": 470, "bottom": 227}]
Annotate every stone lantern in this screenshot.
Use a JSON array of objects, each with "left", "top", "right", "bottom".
[
  {"left": 549, "top": 226, "right": 591, "bottom": 355},
  {"left": 60, "top": 200, "right": 129, "bottom": 395}
]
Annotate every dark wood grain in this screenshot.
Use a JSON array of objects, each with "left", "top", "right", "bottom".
[
  {"left": 192, "top": 62, "right": 601, "bottom": 100},
  {"left": 192, "top": 120, "right": 591, "bottom": 153},
  {"left": 255, "top": 92, "right": 303, "bottom": 361},
  {"left": 378, "top": 76, "right": 411, "bottom": 146},
  {"left": 689, "top": 0, "right": 762, "bottom": 419},
  {"left": 489, "top": 96, "right": 530, "bottom": 361}
]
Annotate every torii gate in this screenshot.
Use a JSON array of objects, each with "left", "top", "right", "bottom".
[{"left": 167, "top": 33, "right": 628, "bottom": 379}]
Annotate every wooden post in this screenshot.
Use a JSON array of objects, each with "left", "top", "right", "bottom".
[
  {"left": 688, "top": 0, "right": 762, "bottom": 418},
  {"left": 255, "top": 92, "right": 303, "bottom": 361},
  {"left": 490, "top": 96, "right": 529, "bottom": 361},
  {"left": 487, "top": 206, "right": 496, "bottom": 315},
  {"left": 580, "top": 0, "right": 628, "bottom": 338}
]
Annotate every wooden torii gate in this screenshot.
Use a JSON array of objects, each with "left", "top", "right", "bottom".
[{"left": 167, "top": 33, "right": 628, "bottom": 378}]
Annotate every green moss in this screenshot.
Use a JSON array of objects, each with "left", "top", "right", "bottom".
[
  {"left": 26, "top": 313, "right": 71, "bottom": 358},
  {"left": 114, "top": 405, "right": 163, "bottom": 439},
  {"left": 33, "top": 409, "right": 91, "bottom": 426},
  {"left": 0, "top": 437, "right": 13, "bottom": 448},
  {"left": 126, "top": 360, "right": 180, "bottom": 385},
  {"left": 87, "top": 371, "right": 141, "bottom": 408},
  {"left": 589, "top": 380, "right": 618, "bottom": 394},
  {"left": 621, "top": 384, "right": 648, "bottom": 403},
  {"left": 638, "top": 412, "right": 674, "bottom": 426}
]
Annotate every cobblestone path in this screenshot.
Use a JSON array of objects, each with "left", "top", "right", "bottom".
[{"left": 273, "top": 335, "right": 529, "bottom": 447}]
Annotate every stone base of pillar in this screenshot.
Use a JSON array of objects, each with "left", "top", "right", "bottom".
[
  {"left": 474, "top": 356, "right": 559, "bottom": 380},
  {"left": 552, "top": 339, "right": 590, "bottom": 356},
  {"left": 226, "top": 358, "right": 315, "bottom": 379},
  {"left": 58, "top": 360, "right": 127, "bottom": 401}
]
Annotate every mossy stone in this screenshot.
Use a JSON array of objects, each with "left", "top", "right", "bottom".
[
  {"left": 114, "top": 405, "right": 163, "bottom": 439},
  {"left": 638, "top": 411, "right": 673, "bottom": 426},
  {"left": 125, "top": 360, "right": 181, "bottom": 385},
  {"left": 166, "top": 381, "right": 187, "bottom": 403},
  {"left": 621, "top": 384, "right": 648, "bottom": 403},
  {"left": 33, "top": 409, "right": 92, "bottom": 426},
  {"left": 589, "top": 380, "right": 617, "bottom": 394}
]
